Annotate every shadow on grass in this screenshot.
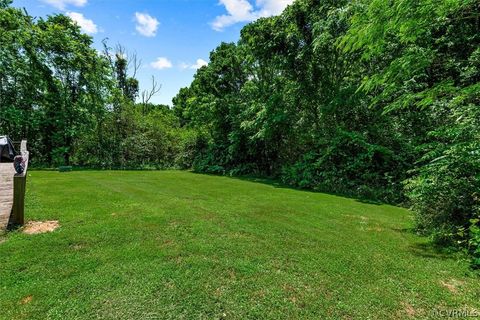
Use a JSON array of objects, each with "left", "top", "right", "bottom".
[
  {"left": 6, "top": 222, "right": 21, "bottom": 232},
  {"left": 389, "top": 227, "right": 468, "bottom": 262},
  {"left": 408, "top": 241, "right": 461, "bottom": 261},
  {"left": 192, "top": 171, "right": 386, "bottom": 206},
  {"left": 31, "top": 167, "right": 392, "bottom": 206}
]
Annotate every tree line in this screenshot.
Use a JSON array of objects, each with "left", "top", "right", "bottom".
[
  {"left": 0, "top": 0, "right": 478, "bottom": 266},
  {"left": 172, "top": 0, "right": 480, "bottom": 266},
  {"left": 0, "top": 0, "right": 191, "bottom": 169}
]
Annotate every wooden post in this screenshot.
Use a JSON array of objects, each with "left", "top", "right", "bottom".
[
  {"left": 11, "top": 140, "right": 28, "bottom": 226},
  {"left": 12, "top": 175, "right": 26, "bottom": 225}
]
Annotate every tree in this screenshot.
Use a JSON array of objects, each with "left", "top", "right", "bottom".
[{"left": 341, "top": 0, "right": 480, "bottom": 252}]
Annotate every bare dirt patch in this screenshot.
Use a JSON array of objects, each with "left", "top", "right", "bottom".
[
  {"left": 71, "top": 243, "right": 85, "bottom": 251},
  {"left": 20, "top": 295, "right": 33, "bottom": 304},
  {"left": 23, "top": 221, "right": 60, "bottom": 235},
  {"left": 397, "top": 301, "right": 425, "bottom": 318},
  {"left": 440, "top": 279, "right": 465, "bottom": 294},
  {"left": 402, "top": 302, "right": 416, "bottom": 317}
]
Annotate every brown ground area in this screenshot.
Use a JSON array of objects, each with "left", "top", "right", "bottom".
[{"left": 23, "top": 220, "right": 60, "bottom": 235}]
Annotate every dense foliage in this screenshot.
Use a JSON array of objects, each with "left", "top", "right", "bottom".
[
  {"left": 172, "top": 0, "right": 480, "bottom": 264},
  {"left": 0, "top": 0, "right": 479, "bottom": 264},
  {"left": 0, "top": 2, "right": 187, "bottom": 169}
]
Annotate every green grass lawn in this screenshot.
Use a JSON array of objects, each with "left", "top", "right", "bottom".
[{"left": 0, "top": 171, "right": 479, "bottom": 319}]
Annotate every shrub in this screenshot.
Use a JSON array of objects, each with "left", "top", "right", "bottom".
[
  {"left": 405, "top": 131, "right": 480, "bottom": 247},
  {"left": 469, "top": 219, "right": 480, "bottom": 268},
  {"left": 281, "top": 130, "right": 406, "bottom": 202}
]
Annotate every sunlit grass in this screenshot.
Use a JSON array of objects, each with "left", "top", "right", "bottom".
[{"left": 0, "top": 171, "right": 478, "bottom": 319}]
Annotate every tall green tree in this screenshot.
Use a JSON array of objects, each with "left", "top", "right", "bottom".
[
  {"left": 342, "top": 0, "right": 480, "bottom": 245},
  {"left": 0, "top": 4, "right": 112, "bottom": 165}
]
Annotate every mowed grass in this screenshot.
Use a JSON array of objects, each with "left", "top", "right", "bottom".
[{"left": 0, "top": 171, "right": 479, "bottom": 319}]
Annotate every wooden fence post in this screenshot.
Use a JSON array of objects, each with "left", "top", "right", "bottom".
[{"left": 11, "top": 140, "right": 29, "bottom": 226}]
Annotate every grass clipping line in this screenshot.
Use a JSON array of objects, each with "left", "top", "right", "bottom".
[{"left": 23, "top": 221, "right": 59, "bottom": 235}]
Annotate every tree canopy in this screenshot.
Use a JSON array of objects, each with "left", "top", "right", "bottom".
[
  {"left": 172, "top": 0, "right": 480, "bottom": 265},
  {"left": 1, "top": 0, "right": 479, "bottom": 266}
]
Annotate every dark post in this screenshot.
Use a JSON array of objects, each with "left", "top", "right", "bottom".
[{"left": 11, "top": 140, "right": 28, "bottom": 225}]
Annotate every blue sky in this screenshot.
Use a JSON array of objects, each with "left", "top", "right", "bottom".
[{"left": 11, "top": 0, "right": 294, "bottom": 105}]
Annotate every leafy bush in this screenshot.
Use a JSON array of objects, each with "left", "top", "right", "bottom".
[
  {"left": 175, "top": 129, "right": 210, "bottom": 169},
  {"left": 469, "top": 219, "right": 480, "bottom": 268},
  {"left": 281, "top": 130, "right": 405, "bottom": 202},
  {"left": 405, "top": 143, "right": 480, "bottom": 244},
  {"left": 405, "top": 101, "right": 480, "bottom": 250}
]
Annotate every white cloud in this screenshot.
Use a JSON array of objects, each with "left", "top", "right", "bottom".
[
  {"left": 134, "top": 12, "right": 159, "bottom": 37},
  {"left": 191, "top": 59, "right": 208, "bottom": 69},
  {"left": 212, "top": 0, "right": 294, "bottom": 31},
  {"left": 179, "top": 59, "right": 209, "bottom": 70},
  {"left": 66, "top": 12, "right": 98, "bottom": 34},
  {"left": 212, "top": 0, "right": 255, "bottom": 31},
  {"left": 255, "top": 0, "right": 294, "bottom": 16},
  {"left": 42, "top": 0, "right": 87, "bottom": 10},
  {"left": 151, "top": 57, "right": 173, "bottom": 70}
]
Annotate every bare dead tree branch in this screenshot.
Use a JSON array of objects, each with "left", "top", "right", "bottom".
[
  {"left": 114, "top": 44, "right": 126, "bottom": 61},
  {"left": 128, "top": 51, "right": 142, "bottom": 78},
  {"left": 141, "top": 76, "right": 161, "bottom": 105},
  {"left": 102, "top": 39, "right": 115, "bottom": 76}
]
